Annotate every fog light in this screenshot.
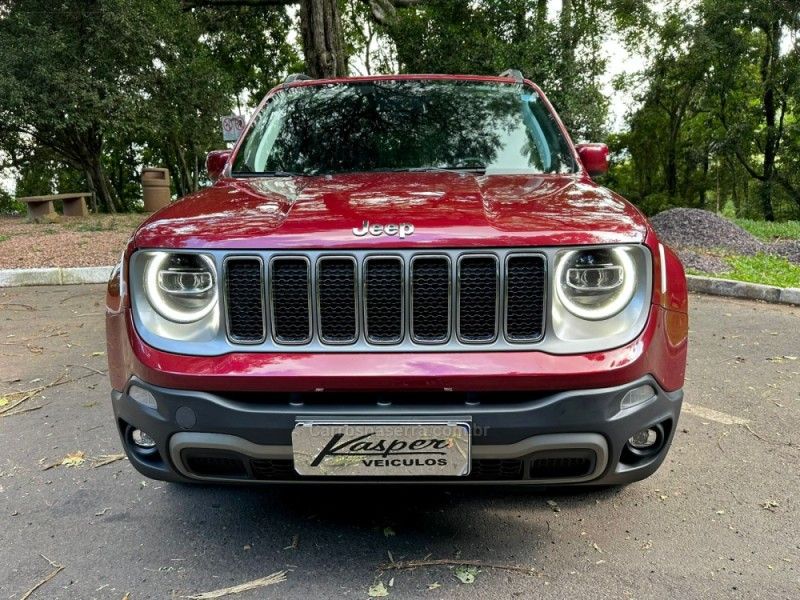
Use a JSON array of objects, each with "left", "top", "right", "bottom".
[
  {"left": 131, "top": 429, "right": 157, "bottom": 449},
  {"left": 620, "top": 384, "right": 656, "bottom": 410},
  {"left": 628, "top": 428, "right": 658, "bottom": 449},
  {"left": 129, "top": 385, "right": 157, "bottom": 410}
]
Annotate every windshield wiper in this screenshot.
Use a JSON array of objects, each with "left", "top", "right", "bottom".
[
  {"left": 232, "top": 170, "right": 303, "bottom": 177},
  {"left": 365, "top": 165, "right": 486, "bottom": 174}
]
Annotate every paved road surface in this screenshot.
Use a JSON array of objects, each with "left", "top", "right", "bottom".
[{"left": 1, "top": 286, "right": 798, "bottom": 599}]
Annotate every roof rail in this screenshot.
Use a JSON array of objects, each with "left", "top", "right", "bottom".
[
  {"left": 284, "top": 73, "right": 313, "bottom": 84},
  {"left": 498, "top": 69, "right": 524, "bottom": 82}
]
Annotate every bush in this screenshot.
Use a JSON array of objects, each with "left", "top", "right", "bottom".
[
  {"left": 0, "top": 188, "right": 23, "bottom": 215},
  {"left": 720, "top": 199, "right": 737, "bottom": 219},
  {"left": 636, "top": 192, "right": 675, "bottom": 216}
]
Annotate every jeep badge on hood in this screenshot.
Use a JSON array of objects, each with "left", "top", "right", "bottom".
[{"left": 352, "top": 220, "right": 415, "bottom": 239}]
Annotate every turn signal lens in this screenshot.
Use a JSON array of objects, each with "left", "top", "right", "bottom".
[
  {"left": 620, "top": 384, "right": 656, "bottom": 410},
  {"left": 128, "top": 385, "right": 158, "bottom": 410}
]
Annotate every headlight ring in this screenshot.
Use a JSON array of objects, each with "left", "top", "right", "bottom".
[
  {"left": 555, "top": 247, "right": 637, "bottom": 320},
  {"left": 143, "top": 252, "right": 218, "bottom": 323}
]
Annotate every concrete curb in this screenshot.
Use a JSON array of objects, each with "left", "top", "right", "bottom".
[
  {"left": 687, "top": 275, "right": 800, "bottom": 307},
  {"left": 0, "top": 265, "right": 114, "bottom": 287}
]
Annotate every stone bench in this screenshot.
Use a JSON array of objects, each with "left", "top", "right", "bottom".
[{"left": 18, "top": 193, "right": 91, "bottom": 219}]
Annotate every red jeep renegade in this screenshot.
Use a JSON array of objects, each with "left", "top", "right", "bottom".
[{"left": 106, "top": 72, "right": 688, "bottom": 486}]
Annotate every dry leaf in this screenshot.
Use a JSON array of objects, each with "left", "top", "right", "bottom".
[
  {"left": 453, "top": 565, "right": 478, "bottom": 584},
  {"left": 368, "top": 582, "right": 389, "bottom": 597},
  {"left": 427, "top": 582, "right": 441, "bottom": 590},
  {"left": 61, "top": 451, "right": 86, "bottom": 467},
  {"left": 91, "top": 351, "right": 105, "bottom": 357}
]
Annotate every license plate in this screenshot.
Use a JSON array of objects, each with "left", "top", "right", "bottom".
[{"left": 292, "top": 421, "right": 471, "bottom": 477}]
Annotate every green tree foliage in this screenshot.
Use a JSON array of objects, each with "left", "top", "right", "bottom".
[
  {"left": 0, "top": 0, "right": 175, "bottom": 211},
  {"left": 614, "top": 0, "right": 800, "bottom": 221},
  {"left": 0, "top": 0, "right": 297, "bottom": 211},
  {"left": 384, "top": 0, "right": 612, "bottom": 140}
]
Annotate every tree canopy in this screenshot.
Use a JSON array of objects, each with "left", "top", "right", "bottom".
[{"left": 0, "top": 0, "right": 797, "bottom": 221}]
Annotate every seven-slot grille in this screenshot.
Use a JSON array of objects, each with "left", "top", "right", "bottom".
[{"left": 224, "top": 252, "right": 546, "bottom": 349}]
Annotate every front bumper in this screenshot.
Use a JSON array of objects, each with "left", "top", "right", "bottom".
[{"left": 112, "top": 376, "right": 682, "bottom": 486}]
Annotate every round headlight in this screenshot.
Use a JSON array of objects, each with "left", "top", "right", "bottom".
[
  {"left": 143, "top": 252, "right": 217, "bottom": 323},
  {"left": 555, "top": 247, "right": 636, "bottom": 320}
]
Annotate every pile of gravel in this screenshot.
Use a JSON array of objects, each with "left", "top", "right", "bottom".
[{"left": 649, "top": 208, "right": 800, "bottom": 271}]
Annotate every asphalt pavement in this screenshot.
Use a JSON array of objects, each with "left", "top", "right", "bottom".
[{"left": 1, "top": 285, "right": 798, "bottom": 599}]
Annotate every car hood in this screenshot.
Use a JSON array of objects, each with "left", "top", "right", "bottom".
[{"left": 133, "top": 172, "right": 650, "bottom": 250}]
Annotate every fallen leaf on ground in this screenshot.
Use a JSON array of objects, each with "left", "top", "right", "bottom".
[
  {"left": 453, "top": 565, "right": 478, "bottom": 584},
  {"left": 91, "top": 351, "right": 105, "bottom": 357},
  {"left": 427, "top": 582, "right": 441, "bottom": 590},
  {"left": 0, "top": 397, "right": 8, "bottom": 407},
  {"left": 184, "top": 570, "right": 287, "bottom": 599},
  {"left": 546, "top": 500, "right": 560, "bottom": 512},
  {"left": 61, "top": 451, "right": 86, "bottom": 467},
  {"left": 368, "top": 582, "right": 389, "bottom": 597},
  {"left": 762, "top": 500, "right": 779, "bottom": 511}
]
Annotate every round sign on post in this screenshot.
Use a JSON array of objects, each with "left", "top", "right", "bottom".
[{"left": 221, "top": 115, "right": 245, "bottom": 142}]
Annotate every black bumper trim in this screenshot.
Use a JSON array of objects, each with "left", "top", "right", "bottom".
[{"left": 111, "top": 376, "right": 682, "bottom": 486}]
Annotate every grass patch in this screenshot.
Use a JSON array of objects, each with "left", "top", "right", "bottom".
[
  {"left": 732, "top": 218, "right": 800, "bottom": 241},
  {"left": 0, "top": 234, "right": 9, "bottom": 242},
  {"left": 693, "top": 253, "right": 800, "bottom": 288}
]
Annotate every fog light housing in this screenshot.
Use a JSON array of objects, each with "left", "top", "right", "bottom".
[
  {"left": 628, "top": 427, "right": 659, "bottom": 449},
  {"left": 128, "top": 385, "right": 157, "bottom": 410},
  {"left": 131, "top": 429, "right": 157, "bottom": 449},
  {"left": 620, "top": 384, "right": 656, "bottom": 410}
]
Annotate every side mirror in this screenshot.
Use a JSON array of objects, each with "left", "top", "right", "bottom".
[
  {"left": 575, "top": 143, "right": 609, "bottom": 177},
  {"left": 206, "top": 150, "right": 232, "bottom": 182}
]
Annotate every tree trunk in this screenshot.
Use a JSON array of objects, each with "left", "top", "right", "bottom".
[
  {"left": 86, "top": 158, "right": 119, "bottom": 214},
  {"left": 665, "top": 145, "right": 678, "bottom": 199},
  {"left": 535, "top": 0, "right": 548, "bottom": 28},
  {"left": 299, "top": 0, "right": 347, "bottom": 78},
  {"left": 757, "top": 18, "right": 781, "bottom": 221}
]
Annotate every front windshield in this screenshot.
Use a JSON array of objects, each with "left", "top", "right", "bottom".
[{"left": 232, "top": 79, "right": 577, "bottom": 176}]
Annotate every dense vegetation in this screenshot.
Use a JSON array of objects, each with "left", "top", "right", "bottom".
[{"left": 0, "top": 0, "right": 798, "bottom": 221}]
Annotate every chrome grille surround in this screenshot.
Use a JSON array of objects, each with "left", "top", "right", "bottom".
[{"left": 129, "top": 246, "right": 653, "bottom": 356}]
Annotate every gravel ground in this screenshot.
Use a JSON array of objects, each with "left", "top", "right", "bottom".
[
  {"left": 0, "top": 214, "right": 145, "bottom": 269},
  {"left": 650, "top": 208, "right": 800, "bottom": 272}
]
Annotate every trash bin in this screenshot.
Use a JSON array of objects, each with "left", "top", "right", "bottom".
[{"left": 141, "top": 168, "right": 171, "bottom": 212}]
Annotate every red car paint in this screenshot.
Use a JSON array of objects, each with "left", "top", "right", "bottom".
[{"left": 107, "top": 74, "right": 688, "bottom": 402}]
